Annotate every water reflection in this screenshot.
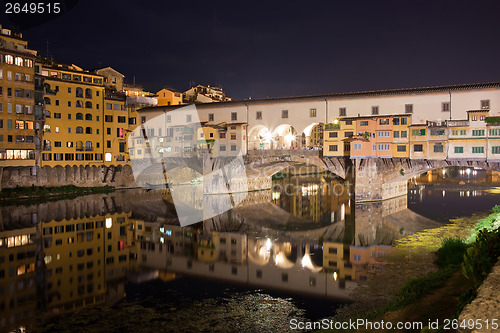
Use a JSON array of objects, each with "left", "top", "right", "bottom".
[
  {"left": 1, "top": 174, "right": 434, "bottom": 331},
  {"left": 408, "top": 167, "right": 500, "bottom": 222}
]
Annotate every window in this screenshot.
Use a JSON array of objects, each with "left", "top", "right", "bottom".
[
  {"left": 430, "top": 128, "right": 445, "bottom": 136},
  {"left": 472, "top": 129, "right": 484, "bottom": 136},
  {"left": 371, "top": 106, "right": 379, "bottom": 115},
  {"left": 460, "top": 129, "right": 467, "bottom": 135},
  {"left": 345, "top": 120, "right": 352, "bottom": 125},
  {"left": 492, "top": 146, "right": 500, "bottom": 154},
  {"left": 378, "top": 131, "right": 390, "bottom": 137},
  {"left": 219, "top": 132, "right": 226, "bottom": 139},
  {"left": 310, "top": 108, "right": 317, "bottom": 117},
  {"left": 442, "top": 102, "right": 450, "bottom": 112},
  {"left": 256, "top": 111, "right": 262, "bottom": 120},
  {"left": 471, "top": 115, "right": 477, "bottom": 121},
  {"left": 397, "top": 145, "right": 406, "bottom": 152},
  {"left": 392, "top": 118, "right": 400, "bottom": 125},
  {"left": 413, "top": 144, "right": 423, "bottom": 152},
  {"left": 339, "top": 107, "right": 346, "bottom": 116},
  {"left": 411, "top": 129, "right": 426, "bottom": 136},
  {"left": 105, "top": 115, "right": 113, "bottom": 122},
  {"left": 76, "top": 126, "right": 83, "bottom": 133},
  {"left": 186, "top": 115, "right": 192, "bottom": 123},
  {"left": 353, "top": 143, "right": 362, "bottom": 151},
  {"left": 208, "top": 113, "right": 214, "bottom": 121},
  {"left": 76, "top": 113, "right": 83, "bottom": 120},
  {"left": 378, "top": 144, "right": 390, "bottom": 151},
  {"left": 231, "top": 144, "right": 237, "bottom": 151},
  {"left": 230, "top": 133, "right": 236, "bottom": 140},
  {"left": 85, "top": 114, "right": 92, "bottom": 121},
  {"left": 360, "top": 121, "right": 369, "bottom": 126},
  {"left": 344, "top": 131, "right": 353, "bottom": 137},
  {"left": 393, "top": 131, "right": 400, "bottom": 138},
  {"left": 118, "top": 116, "right": 126, "bottom": 123},
  {"left": 329, "top": 132, "right": 338, "bottom": 138},
  {"left": 379, "top": 119, "right": 389, "bottom": 125},
  {"left": 434, "top": 144, "right": 444, "bottom": 153},
  {"left": 328, "top": 145, "right": 338, "bottom": 151},
  {"left": 481, "top": 100, "right": 490, "bottom": 109},
  {"left": 106, "top": 103, "right": 112, "bottom": 110},
  {"left": 231, "top": 112, "right": 237, "bottom": 121},
  {"left": 472, "top": 146, "right": 484, "bottom": 154},
  {"left": 220, "top": 145, "right": 226, "bottom": 152},
  {"left": 405, "top": 104, "right": 413, "bottom": 114},
  {"left": 454, "top": 146, "right": 464, "bottom": 154},
  {"left": 489, "top": 129, "right": 500, "bottom": 136},
  {"left": 281, "top": 110, "right": 288, "bottom": 118}
]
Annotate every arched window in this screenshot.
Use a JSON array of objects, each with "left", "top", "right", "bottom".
[
  {"left": 76, "top": 100, "right": 83, "bottom": 108},
  {"left": 44, "top": 97, "right": 51, "bottom": 105},
  {"left": 85, "top": 113, "right": 92, "bottom": 121},
  {"left": 76, "top": 126, "right": 83, "bottom": 133},
  {"left": 76, "top": 113, "right": 83, "bottom": 120},
  {"left": 85, "top": 127, "right": 92, "bottom": 134},
  {"left": 76, "top": 87, "right": 83, "bottom": 98},
  {"left": 85, "top": 88, "right": 92, "bottom": 99},
  {"left": 76, "top": 141, "right": 83, "bottom": 151},
  {"left": 43, "top": 110, "right": 51, "bottom": 118},
  {"left": 85, "top": 101, "right": 92, "bottom": 109},
  {"left": 5, "top": 55, "right": 13, "bottom": 64},
  {"left": 85, "top": 141, "right": 93, "bottom": 151},
  {"left": 15, "top": 57, "right": 23, "bottom": 66}
]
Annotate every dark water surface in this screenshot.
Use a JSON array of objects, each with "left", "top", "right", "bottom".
[{"left": 1, "top": 167, "right": 499, "bottom": 332}]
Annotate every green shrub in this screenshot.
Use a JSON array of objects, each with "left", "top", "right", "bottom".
[
  {"left": 436, "top": 238, "right": 467, "bottom": 268},
  {"left": 461, "top": 228, "right": 500, "bottom": 289}
]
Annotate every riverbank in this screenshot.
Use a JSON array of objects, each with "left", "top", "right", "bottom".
[
  {"left": 0, "top": 185, "right": 115, "bottom": 204},
  {"left": 330, "top": 208, "right": 499, "bottom": 331}
]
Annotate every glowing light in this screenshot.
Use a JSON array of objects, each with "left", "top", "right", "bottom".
[
  {"left": 265, "top": 238, "right": 272, "bottom": 251},
  {"left": 285, "top": 133, "right": 296, "bottom": 143},
  {"left": 333, "top": 119, "right": 339, "bottom": 125},
  {"left": 333, "top": 272, "right": 338, "bottom": 281},
  {"left": 272, "top": 191, "right": 281, "bottom": 200},
  {"left": 105, "top": 218, "right": 112, "bottom": 229},
  {"left": 442, "top": 190, "right": 445, "bottom": 197},
  {"left": 466, "top": 168, "right": 471, "bottom": 175},
  {"left": 160, "top": 237, "right": 164, "bottom": 244},
  {"left": 260, "top": 128, "right": 273, "bottom": 143}
]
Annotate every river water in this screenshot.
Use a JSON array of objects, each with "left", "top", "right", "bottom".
[{"left": 1, "top": 166, "right": 500, "bottom": 332}]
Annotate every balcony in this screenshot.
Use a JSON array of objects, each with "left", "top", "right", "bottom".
[{"left": 447, "top": 120, "right": 469, "bottom": 127}]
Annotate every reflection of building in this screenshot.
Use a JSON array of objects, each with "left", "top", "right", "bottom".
[
  {"left": 0, "top": 26, "right": 38, "bottom": 167},
  {"left": 0, "top": 227, "right": 37, "bottom": 331},
  {"left": 350, "top": 245, "right": 391, "bottom": 281},
  {"left": 38, "top": 212, "right": 136, "bottom": 316},
  {"left": 272, "top": 170, "right": 348, "bottom": 222}
]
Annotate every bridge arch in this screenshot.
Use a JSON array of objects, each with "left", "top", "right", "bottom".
[{"left": 273, "top": 124, "right": 298, "bottom": 149}]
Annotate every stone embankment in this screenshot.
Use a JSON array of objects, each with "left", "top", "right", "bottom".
[
  {"left": 0, "top": 164, "right": 136, "bottom": 189},
  {"left": 458, "top": 257, "right": 500, "bottom": 333}
]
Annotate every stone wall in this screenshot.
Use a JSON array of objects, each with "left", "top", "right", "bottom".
[
  {"left": 458, "top": 257, "right": 500, "bottom": 333},
  {"left": 0, "top": 164, "right": 137, "bottom": 190}
]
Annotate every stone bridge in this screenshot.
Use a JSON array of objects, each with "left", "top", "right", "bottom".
[{"left": 122, "top": 151, "right": 500, "bottom": 202}]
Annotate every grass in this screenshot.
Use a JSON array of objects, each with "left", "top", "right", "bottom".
[{"left": 436, "top": 238, "right": 468, "bottom": 268}]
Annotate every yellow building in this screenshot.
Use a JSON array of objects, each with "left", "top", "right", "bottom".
[
  {"left": 0, "top": 26, "right": 37, "bottom": 167},
  {"left": 156, "top": 88, "right": 183, "bottom": 106},
  {"left": 38, "top": 63, "right": 105, "bottom": 167},
  {"left": 323, "top": 119, "right": 355, "bottom": 157},
  {"left": 103, "top": 91, "right": 129, "bottom": 165},
  {"left": 409, "top": 124, "right": 427, "bottom": 159},
  {"left": 392, "top": 115, "right": 411, "bottom": 158}
]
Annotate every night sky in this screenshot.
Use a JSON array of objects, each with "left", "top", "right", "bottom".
[{"left": 2, "top": 0, "right": 500, "bottom": 100}]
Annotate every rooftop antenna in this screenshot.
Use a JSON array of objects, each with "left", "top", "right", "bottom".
[{"left": 133, "top": 76, "right": 136, "bottom": 85}]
